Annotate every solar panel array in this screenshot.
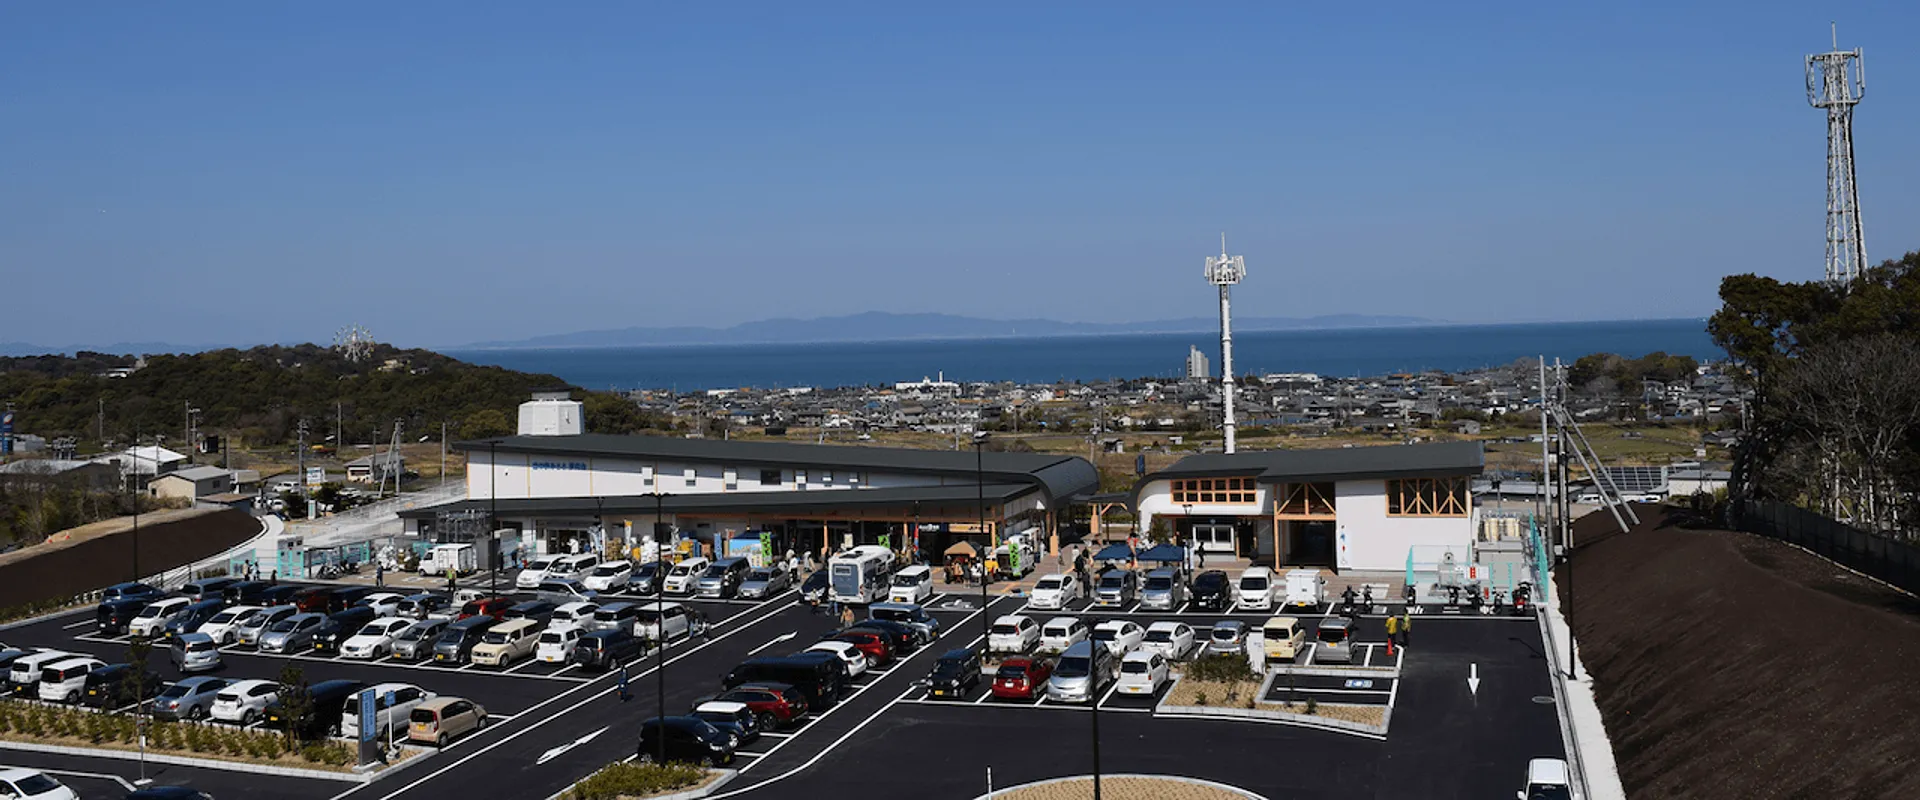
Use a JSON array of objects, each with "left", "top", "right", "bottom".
[{"left": 1601, "top": 466, "right": 1666, "bottom": 494}]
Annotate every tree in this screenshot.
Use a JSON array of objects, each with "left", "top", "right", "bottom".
[{"left": 276, "top": 662, "right": 312, "bottom": 746}]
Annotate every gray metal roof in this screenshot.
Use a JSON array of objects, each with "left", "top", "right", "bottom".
[
  {"left": 160, "top": 466, "right": 232, "bottom": 482},
  {"left": 398, "top": 482, "right": 1036, "bottom": 520},
  {"left": 1143, "top": 440, "right": 1484, "bottom": 488},
  {"left": 454, "top": 434, "right": 1097, "bottom": 505}
]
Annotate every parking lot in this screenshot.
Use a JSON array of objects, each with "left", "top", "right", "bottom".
[{"left": 1, "top": 571, "right": 1564, "bottom": 800}]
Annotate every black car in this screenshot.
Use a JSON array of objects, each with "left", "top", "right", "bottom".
[
  {"left": 97, "top": 597, "right": 152, "bottom": 636},
  {"left": 397, "top": 593, "right": 452, "bottom": 620},
  {"left": 573, "top": 630, "right": 646, "bottom": 671},
  {"left": 635, "top": 716, "right": 734, "bottom": 766},
  {"left": 689, "top": 699, "right": 761, "bottom": 744},
  {"left": 101, "top": 582, "right": 165, "bottom": 604},
  {"left": 800, "top": 570, "right": 829, "bottom": 604},
  {"left": 222, "top": 580, "right": 273, "bottom": 605},
  {"left": 849, "top": 619, "right": 924, "bottom": 653},
  {"left": 924, "top": 648, "right": 983, "bottom": 698},
  {"left": 160, "top": 600, "right": 227, "bottom": 641},
  {"left": 264, "top": 679, "right": 367, "bottom": 740},
  {"left": 0, "top": 650, "right": 33, "bottom": 674},
  {"left": 258, "top": 584, "right": 305, "bottom": 606},
  {"left": 1190, "top": 570, "right": 1232, "bottom": 611},
  {"left": 724, "top": 654, "right": 846, "bottom": 711},
  {"left": 325, "top": 586, "right": 376, "bottom": 614},
  {"left": 82, "top": 664, "right": 165, "bottom": 709},
  {"left": 504, "top": 600, "right": 557, "bottom": 625},
  {"left": 311, "top": 607, "right": 377, "bottom": 653}
]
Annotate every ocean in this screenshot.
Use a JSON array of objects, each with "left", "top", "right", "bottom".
[{"left": 447, "top": 318, "right": 1719, "bottom": 392}]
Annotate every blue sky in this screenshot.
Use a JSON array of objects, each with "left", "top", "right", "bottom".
[{"left": 4, "top": 2, "right": 1916, "bottom": 348}]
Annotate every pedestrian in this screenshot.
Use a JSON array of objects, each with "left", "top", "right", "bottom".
[
  {"left": 788, "top": 558, "right": 800, "bottom": 586},
  {"left": 839, "top": 604, "right": 855, "bottom": 628},
  {"left": 1384, "top": 614, "right": 1400, "bottom": 656},
  {"left": 375, "top": 562, "right": 385, "bottom": 588},
  {"left": 617, "top": 664, "right": 631, "bottom": 702},
  {"left": 1195, "top": 546, "right": 1206, "bottom": 569},
  {"left": 1398, "top": 613, "right": 1411, "bottom": 648}
]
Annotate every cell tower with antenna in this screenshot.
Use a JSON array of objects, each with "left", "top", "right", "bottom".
[
  {"left": 1204, "top": 234, "right": 1246, "bottom": 454},
  {"left": 333, "top": 324, "right": 376, "bottom": 363},
  {"left": 1807, "top": 23, "right": 1867, "bottom": 286}
]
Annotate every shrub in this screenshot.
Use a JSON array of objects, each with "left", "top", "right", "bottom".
[
  {"left": 569, "top": 762, "right": 709, "bottom": 800},
  {"left": 1305, "top": 697, "right": 1319, "bottom": 715},
  {"left": 1193, "top": 691, "right": 1209, "bottom": 706},
  {"left": 1186, "top": 654, "right": 1259, "bottom": 684}
]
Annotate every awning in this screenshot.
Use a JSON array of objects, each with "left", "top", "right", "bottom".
[
  {"left": 944, "top": 541, "right": 978, "bottom": 558},
  {"left": 1092, "top": 543, "right": 1134, "bottom": 561},
  {"left": 1137, "top": 544, "right": 1187, "bottom": 564}
]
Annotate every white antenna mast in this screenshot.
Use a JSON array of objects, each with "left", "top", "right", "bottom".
[
  {"left": 1807, "top": 23, "right": 1867, "bottom": 286},
  {"left": 1204, "top": 233, "right": 1246, "bottom": 453}
]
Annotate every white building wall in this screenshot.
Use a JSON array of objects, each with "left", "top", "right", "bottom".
[
  {"left": 1133, "top": 478, "right": 1272, "bottom": 534},
  {"left": 468, "top": 450, "right": 973, "bottom": 500},
  {"left": 1333, "top": 479, "right": 1472, "bottom": 572}
]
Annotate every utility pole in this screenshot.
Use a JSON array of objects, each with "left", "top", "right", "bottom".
[
  {"left": 296, "top": 420, "right": 310, "bottom": 501},
  {"left": 1203, "top": 234, "right": 1246, "bottom": 454},
  {"left": 184, "top": 401, "right": 193, "bottom": 465},
  {"left": 441, "top": 421, "right": 448, "bottom": 488},
  {"left": 336, "top": 401, "right": 343, "bottom": 463},
  {"left": 98, "top": 397, "right": 105, "bottom": 444}
]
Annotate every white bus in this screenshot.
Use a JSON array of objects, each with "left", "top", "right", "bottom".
[{"left": 828, "top": 545, "right": 897, "bottom": 605}]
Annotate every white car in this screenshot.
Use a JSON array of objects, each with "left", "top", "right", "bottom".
[
  {"left": 547, "top": 554, "right": 601, "bottom": 582},
  {"left": 0, "top": 768, "right": 78, "bottom": 800},
  {"left": 582, "top": 561, "right": 633, "bottom": 592},
  {"left": 1027, "top": 573, "right": 1082, "bottom": 610},
  {"left": 210, "top": 678, "right": 280, "bottom": 725},
  {"left": 987, "top": 615, "right": 1041, "bottom": 654},
  {"left": 804, "top": 640, "right": 869, "bottom": 678},
  {"left": 37, "top": 656, "right": 106, "bottom": 703},
  {"left": 516, "top": 557, "right": 558, "bottom": 590},
  {"left": 197, "top": 604, "right": 263, "bottom": 644},
  {"left": 342, "top": 683, "right": 433, "bottom": 740},
  {"left": 1115, "top": 650, "right": 1170, "bottom": 696},
  {"left": 341, "top": 617, "right": 415, "bottom": 660},
  {"left": 1038, "top": 617, "right": 1089, "bottom": 654},
  {"left": 535, "top": 626, "right": 584, "bottom": 663},
  {"left": 356, "top": 592, "right": 408, "bottom": 617},
  {"left": 1089, "top": 620, "right": 1145, "bottom": 657},
  {"left": 550, "top": 602, "right": 600, "bottom": 631},
  {"left": 662, "top": 558, "right": 709, "bottom": 594},
  {"left": 886, "top": 565, "right": 934, "bottom": 604},
  {"left": 1141, "top": 621, "right": 1197, "bottom": 660},
  {"left": 1517, "top": 758, "right": 1576, "bottom": 800},
  {"left": 128, "top": 597, "right": 192, "bottom": 638}
]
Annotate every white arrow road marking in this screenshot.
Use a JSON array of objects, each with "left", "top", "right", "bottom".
[
  {"left": 537, "top": 725, "right": 607, "bottom": 765},
  {"left": 1467, "top": 663, "right": 1480, "bottom": 697},
  {"left": 747, "top": 632, "right": 798, "bottom": 657}
]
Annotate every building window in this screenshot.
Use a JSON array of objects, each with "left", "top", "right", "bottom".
[
  {"left": 822, "top": 471, "right": 833, "bottom": 485},
  {"left": 1386, "top": 477, "right": 1469, "bottom": 517},
  {"left": 1277, "top": 482, "right": 1337, "bottom": 516},
  {"left": 848, "top": 471, "right": 861, "bottom": 486},
  {"left": 759, "top": 469, "right": 781, "bottom": 486},
  {"left": 642, "top": 465, "right": 653, "bottom": 487},
  {"left": 723, "top": 468, "right": 737, "bottom": 491},
  {"left": 684, "top": 467, "right": 696, "bottom": 488},
  {"left": 796, "top": 470, "right": 807, "bottom": 490},
  {"left": 1170, "top": 477, "right": 1256, "bottom": 505}
]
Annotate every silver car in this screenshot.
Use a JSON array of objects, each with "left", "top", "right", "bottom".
[
  {"left": 233, "top": 605, "right": 298, "bottom": 647},
  {"left": 151, "top": 676, "right": 230, "bottom": 722},
  {"left": 169, "top": 632, "right": 223, "bottom": 673},
  {"left": 737, "top": 567, "right": 790, "bottom": 600},
  {"left": 1139, "top": 568, "right": 1186, "bottom": 611},
  {"left": 391, "top": 618, "right": 451, "bottom": 661},
  {"left": 1206, "top": 620, "right": 1249, "bottom": 657},
  {"left": 1046, "top": 640, "right": 1113, "bottom": 704},
  {"left": 1313, "top": 618, "right": 1353, "bottom": 664},
  {"left": 1092, "top": 569, "right": 1138, "bottom": 608},
  {"left": 257, "top": 612, "right": 326, "bottom": 654}
]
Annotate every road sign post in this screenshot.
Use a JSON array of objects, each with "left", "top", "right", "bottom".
[{"left": 357, "top": 689, "right": 379, "bottom": 766}]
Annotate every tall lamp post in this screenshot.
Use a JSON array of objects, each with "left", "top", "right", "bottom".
[
  {"left": 972, "top": 432, "right": 990, "bottom": 646},
  {"left": 654, "top": 489, "right": 668, "bottom": 765},
  {"left": 488, "top": 440, "right": 501, "bottom": 599}
]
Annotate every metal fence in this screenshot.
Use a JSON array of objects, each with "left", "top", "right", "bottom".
[{"left": 1738, "top": 499, "right": 1920, "bottom": 596}]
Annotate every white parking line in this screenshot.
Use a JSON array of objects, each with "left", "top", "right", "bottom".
[
  {"left": 60, "top": 620, "right": 93, "bottom": 631},
  {"left": 734, "top": 750, "right": 768, "bottom": 757},
  {"left": 1303, "top": 642, "right": 1317, "bottom": 666},
  {"left": 499, "top": 658, "right": 538, "bottom": 675},
  {"left": 1096, "top": 680, "right": 1122, "bottom": 707},
  {"left": 41, "top": 768, "right": 136, "bottom": 792}
]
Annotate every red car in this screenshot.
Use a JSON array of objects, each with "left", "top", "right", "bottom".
[
  {"left": 457, "top": 597, "right": 513, "bottom": 622},
  {"left": 719, "top": 683, "right": 809, "bottom": 730},
  {"left": 291, "top": 587, "right": 334, "bottom": 613},
  {"left": 827, "top": 629, "right": 894, "bottom": 667},
  {"left": 992, "top": 657, "right": 1053, "bottom": 700}
]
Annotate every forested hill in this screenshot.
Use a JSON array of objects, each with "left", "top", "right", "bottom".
[{"left": 0, "top": 344, "right": 666, "bottom": 450}]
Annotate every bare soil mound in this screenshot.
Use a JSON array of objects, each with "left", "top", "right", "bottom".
[
  {"left": 0, "top": 509, "right": 260, "bottom": 610},
  {"left": 1563, "top": 505, "right": 1920, "bottom": 799}
]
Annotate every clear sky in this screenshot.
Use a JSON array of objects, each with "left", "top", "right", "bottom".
[{"left": 5, "top": 2, "right": 1916, "bottom": 349}]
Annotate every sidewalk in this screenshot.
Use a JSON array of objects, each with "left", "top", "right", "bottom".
[{"left": 1540, "top": 588, "right": 1626, "bottom": 800}]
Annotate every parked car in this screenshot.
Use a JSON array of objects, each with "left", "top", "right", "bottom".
[
  {"left": 635, "top": 602, "right": 702, "bottom": 643},
  {"left": 1517, "top": 758, "right": 1574, "bottom": 800},
  {"left": 867, "top": 602, "right": 942, "bottom": 640},
  {"left": 549, "top": 601, "right": 600, "bottom": 631},
  {"left": 323, "top": 586, "right": 376, "bottom": 614},
  {"left": 572, "top": 630, "right": 647, "bottom": 671},
  {"left": 1262, "top": 616, "right": 1306, "bottom": 661},
  {"left": 96, "top": 597, "right": 152, "bottom": 636},
  {"left": 1205, "top": 620, "right": 1249, "bottom": 657},
  {"left": 634, "top": 716, "right": 734, "bottom": 766},
  {"left": 536, "top": 626, "right": 585, "bottom": 663},
  {"left": 196, "top": 604, "right": 261, "bottom": 645},
  {"left": 515, "top": 556, "right": 558, "bottom": 590},
  {"left": 355, "top": 592, "right": 407, "bottom": 617},
  {"left": 690, "top": 700, "right": 761, "bottom": 745},
  {"left": 824, "top": 629, "right": 894, "bottom": 667},
  {"left": 290, "top": 587, "right": 333, "bottom": 613},
  {"left": 169, "top": 632, "right": 224, "bottom": 673},
  {"left": 715, "top": 683, "right": 808, "bottom": 730},
  {"left": 1046, "top": 640, "right": 1114, "bottom": 704},
  {"left": 625, "top": 562, "right": 663, "bottom": 595},
  {"left": 504, "top": 601, "right": 557, "bottom": 625},
  {"left": 342, "top": 683, "right": 433, "bottom": 740},
  {"left": 738, "top": 567, "right": 790, "bottom": 600},
  {"left": 546, "top": 553, "right": 601, "bottom": 582},
  {"left": 210, "top": 678, "right": 281, "bottom": 725},
  {"left": 469, "top": 619, "right": 543, "bottom": 667},
  {"left": 1028, "top": 573, "right": 1082, "bottom": 610},
  {"left": 1190, "top": 570, "right": 1232, "bottom": 611},
  {"left": 1090, "top": 620, "right": 1146, "bottom": 657},
  {"left": 430, "top": 616, "right": 497, "bottom": 664},
  {"left": 851, "top": 618, "right": 925, "bottom": 653},
  {"left": 885, "top": 565, "right": 934, "bottom": 604},
  {"left": 1142, "top": 621, "right": 1197, "bottom": 661},
  {"left": 81, "top": 663, "right": 163, "bottom": 708},
  {"left": 695, "top": 557, "right": 750, "bottom": 599},
  {"left": 151, "top": 676, "right": 231, "bottom": 722},
  {"left": 1235, "top": 567, "right": 1277, "bottom": 611},
  {"left": 1039, "top": 617, "right": 1089, "bottom": 654},
  {"left": 991, "top": 657, "right": 1053, "bottom": 701},
  {"left": 179, "top": 578, "right": 239, "bottom": 604},
  {"left": 923, "top": 648, "right": 983, "bottom": 699},
  {"left": 1314, "top": 617, "right": 1354, "bottom": 664},
  {"left": 534, "top": 579, "right": 598, "bottom": 606},
  {"left": 38, "top": 656, "right": 108, "bottom": 703},
  {"left": 1091, "top": 569, "right": 1138, "bottom": 608},
  {"left": 0, "top": 767, "right": 77, "bottom": 800},
  {"left": 396, "top": 593, "right": 453, "bottom": 620},
  {"left": 589, "top": 602, "right": 639, "bottom": 635},
  {"left": 988, "top": 615, "right": 1041, "bottom": 654},
  {"left": 100, "top": 582, "right": 165, "bottom": 605},
  {"left": 1139, "top": 568, "right": 1187, "bottom": 610},
  {"left": 160, "top": 600, "right": 227, "bottom": 642},
  {"left": 221, "top": 580, "right": 272, "bottom": 605},
  {"left": 8, "top": 651, "right": 76, "bottom": 698},
  {"left": 128, "top": 598, "right": 193, "bottom": 639},
  {"left": 235, "top": 605, "right": 299, "bottom": 647},
  {"left": 455, "top": 597, "right": 513, "bottom": 622},
  {"left": 408, "top": 696, "right": 487, "bottom": 747},
  {"left": 389, "top": 617, "right": 453, "bottom": 659},
  {"left": 311, "top": 607, "right": 377, "bottom": 654},
  {"left": 723, "top": 656, "right": 846, "bottom": 712},
  {"left": 802, "top": 641, "right": 869, "bottom": 679},
  {"left": 582, "top": 560, "right": 634, "bottom": 592},
  {"left": 662, "top": 557, "right": 709, "bottom": 594},
  {"left": 798, "top": 569, "right": 829, "bottom": 604},
  {"left": 342, "top": 617, "right": 415, "bottom": 660},
  {"left": 265, "top": 679, "right": 365, "bottom": 740},
  {"left": 256, "top": 584, "right": 306, "bottom": 607},
  {"left": 1115, "top": 650, "right": 1171, "bottom": 696}
]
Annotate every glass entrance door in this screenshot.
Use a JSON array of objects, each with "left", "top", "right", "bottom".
[{"left": 1193, "top": 524, "right": 1237, "bottom": 553}]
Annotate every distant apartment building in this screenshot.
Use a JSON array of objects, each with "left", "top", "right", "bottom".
[{"left": 1185, "top": 346, "right": 1211, "bottom": 379}]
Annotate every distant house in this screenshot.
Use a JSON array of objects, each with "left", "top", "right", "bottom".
[
  {"left": 1452, "top": 419, "right": 1484, "bottom": 436},
  {"left": 346, "top": 452, "right": 405, "bottom": 484},
  {"left": 93, "top": 445, "right": 188, "bottom": 477},
  {"left": 149, "top": 466, "right": 234, "bottom": 501}
]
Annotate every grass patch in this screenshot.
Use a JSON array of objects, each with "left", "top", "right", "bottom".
[
  {"left": 1255, "top": 700, "right": 1387, "bottom": 727},
  {"left": 567, "top": 761, "right": 716, "bottom": 800},
  {"left": 0, "top": 699, "right": 363, "bottom": 771}
]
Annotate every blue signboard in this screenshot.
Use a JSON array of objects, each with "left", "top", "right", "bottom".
[{"left": 359, "top": 690, "right": 377, "bottom": 742}]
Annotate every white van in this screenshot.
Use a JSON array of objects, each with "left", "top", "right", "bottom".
[
  {"left": 8, "top": 651, "right": 75, "bottom": 698},
  {"left": 1235, "top": 567, "right": 1276, "bottom": 611},
  {"left": 548, "top": 554, "right": 601, "bottom": 582},
  {"left": 38, "top": 656, "right": 107, "bottom": 704},
  {"left": 662, "top": 557, "right": 709, "bottom": 595},
  {"left": 341, "top": 683, "right": 432, "bottom": 740},
  {"left": 1284, "top": 568, "right": 1328, "bottom": 610},
  {"left": 887, "top": 565, "right": 934, "bottom": 604}
]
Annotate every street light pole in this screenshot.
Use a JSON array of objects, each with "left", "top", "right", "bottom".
[
  {"left": 488, "top": 440, "right": 499, "bottom": 599},
  {"left": 973, "top": 432, "right": 990, "bottom": 646},
  {"left": 655, "top": 489, "right": 668, "bottom": 765}
]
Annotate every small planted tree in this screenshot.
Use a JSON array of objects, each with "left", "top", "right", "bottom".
[{"left": 275, "top": 662, "right": 311, "bottom": 749}]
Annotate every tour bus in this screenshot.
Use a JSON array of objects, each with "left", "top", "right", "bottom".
[{"left": 828, "top": 545, "right": 897, "bottom": 605}]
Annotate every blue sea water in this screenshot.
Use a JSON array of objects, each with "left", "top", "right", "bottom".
[{"left": 447, "top": 318, "right": 1718, "bottom": 392}]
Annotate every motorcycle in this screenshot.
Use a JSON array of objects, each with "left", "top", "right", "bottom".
[
  {"left": 1446, "top": 584, "right": 1462, "bottom": 606},
  {"left": 1511, "top": 582, "right": 1533, "bottom": 616},
  {"left": 1339, "top": 586, "right": 1358, "bottom": 617},
  {"left": 1361, "top": 585, "right": 1375, "bottom": 615},
  {"left": 1467, "top": 585, "right": 1484, "bottom": 613}
]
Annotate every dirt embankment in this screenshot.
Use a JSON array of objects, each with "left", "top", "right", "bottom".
[
  {"left": 1562, "top": 505, "right": 1920, "bottom": 799},
  {"left": 0, "top": 509, "right": 261, "bottom": 609}
]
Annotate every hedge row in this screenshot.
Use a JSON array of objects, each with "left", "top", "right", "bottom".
[{"left": 0, "top": 699, "right": 353, "bottom": 767}]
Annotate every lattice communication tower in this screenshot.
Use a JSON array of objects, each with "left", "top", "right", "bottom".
[{"left": 1807, "top": 25, "right": 1867, "bottom": 286}]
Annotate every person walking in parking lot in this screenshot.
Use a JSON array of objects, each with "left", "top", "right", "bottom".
[
  {"left": 1397, "top": 612, "right": 1411, "bottom": 649},
  {"left": 1384, "top": 614, "right": 1400, "bottom": 656}
]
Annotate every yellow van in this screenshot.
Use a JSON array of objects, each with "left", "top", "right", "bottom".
[{"left": 1262, "top": 616, "right": 1305, "bottom": 661}]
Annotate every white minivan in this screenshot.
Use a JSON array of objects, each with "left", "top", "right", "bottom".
[
  {"left": 1235, "top": 567, "right": 1276, "bottom": 611},
  {"left": 8, "top": 651, "right": 75, "bottom": 698},
  {"left": 886, "top": 565, "right": 934, "bottom": 604},
  {"left": 662, "top": 557, "right": 709, "bottom": 595},
  {"left": 38, "top": 657, "right": 107, "bottom": 704}
]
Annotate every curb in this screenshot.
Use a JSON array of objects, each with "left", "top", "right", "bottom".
[
  {"left": 0, "top": 739, "right": 366, "bottom": 783},
  {"left": 543, "top": 768, "right": 736, "bottom": 800},
  {"left": 1266, "top": 665, "right": 1398, "bottom": 679},
  {"left": 977, "top": 773, "right": 1269, "bottom": 800},
  {"left": 1151, "top": 676, "right": 1390, "bottom": 739}
]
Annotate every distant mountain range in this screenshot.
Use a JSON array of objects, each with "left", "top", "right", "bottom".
[{"left": 454, "top": 312, "right": 1442, "bottom": 351}]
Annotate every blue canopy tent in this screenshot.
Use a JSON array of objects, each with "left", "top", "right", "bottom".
[
  {"left": 1136, "top": 544, "right": 1187, "bottom": 564},
  {"left": 1092, "top": 542, "right": 1134, "bottom": 561}
]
